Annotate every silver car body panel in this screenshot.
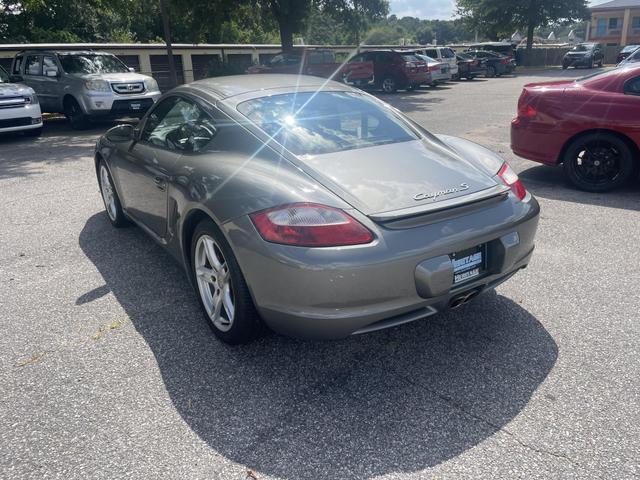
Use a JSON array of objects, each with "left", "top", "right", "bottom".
[{"left": 96, "top": 74, "right": 540, "bottom": 339}]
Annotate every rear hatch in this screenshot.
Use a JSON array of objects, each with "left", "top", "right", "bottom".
[{"left": 299, "top": 138, "right": 500, "bottom": 220}]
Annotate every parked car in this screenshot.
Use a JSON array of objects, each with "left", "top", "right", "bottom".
[
  {"left": 347, "top": 50, "right": 429, "bottom": 92},
  {"left": 617, "top": 45, "right": 640, "bottom": 64},
  {"left": 562, "top": 43, "right": 604, "bottom": 69},
  {"left": 511, "top": 66, "right": 640, "bottom": 192},
  {"left": 465, "top": 50, "right": 511, "bottom": 77},
  {"left": 95, "top": 74, "right": 539, "bottom": 344},
  {"left": 618, "top": 45, "right": 640, "bottom": 65},
  {"left": 468, "top": 42, "right": 515, "bottom": 62},
  {"left": 415, "top": 47, "right": 459, "bottom": 79},
  {"left": 456, "top": 53, "right": 487, "bottom": 80},
  {"left": 0, "top": 64, "right": 42, "bottom": 137},
  {"left": 10, "top": 50, "right": 161, "bottom": 129},
  {"left": 246, "top": 49, "right": 374, "bottom": 87},
  {"left": 415, "top": 54, "right": 451, "bottom": 86}
]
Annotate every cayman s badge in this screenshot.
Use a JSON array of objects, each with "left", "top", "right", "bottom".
[{"left": 414, "top": 183, "right": 470, "bottom": 202}]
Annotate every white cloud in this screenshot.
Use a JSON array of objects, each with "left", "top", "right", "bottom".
[{"left": 388, "top": 0, "right": 456, "bottom": 20}]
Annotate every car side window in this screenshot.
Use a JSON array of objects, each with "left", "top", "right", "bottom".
[
  {"left": 13, "top": 55, "right": 23, "bottom": 75},
  {"left": 624, "top": 77, "right": 640, "bottom": 96},
  {"left": 43, "top": 56, "right": 58, "bottom": 76},
  {"left": 426, "top": 49, "right": 437, "bottom": 57},
  {"left": 25, "top": 55, "right": 42, "bottom": 75},
  {"left": 141, "top": 96, "right": 217, "bottom": 153}
]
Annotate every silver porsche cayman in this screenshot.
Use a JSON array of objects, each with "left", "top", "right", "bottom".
[{"left": 95, "top": 74, "right": 539, "bottom": 344}]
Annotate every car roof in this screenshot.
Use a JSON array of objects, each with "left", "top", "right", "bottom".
[
  {"left": 17, "top": 50, "right": 113, "bottom": 56},
  {"left": 184, "top": 74, "right": 350, "bottom": 101}
]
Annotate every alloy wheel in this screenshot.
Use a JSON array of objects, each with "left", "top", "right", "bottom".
[
  {"left": 194, "top": 235, "right": 235, "bottom": 332},
  {"left": 382, "top": 78, "right": 396, "bottom": 93},
  {"left": 574, "top": 141, "right": 622, "bottom": 186},
  {"left": 99, "top": 165, "right": 117, "bottom": 221}
]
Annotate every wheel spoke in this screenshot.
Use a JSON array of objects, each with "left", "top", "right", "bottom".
[
  {"left": 196, "top": 266, "right": 216, "bottom": 284},
  {"left": 213, "top": 291, "right": 224, "bottom": 322},
  {"left": 203, "top": 238, "right": 223, "bottom": 272}
]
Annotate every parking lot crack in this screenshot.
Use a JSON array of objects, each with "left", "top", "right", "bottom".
[{"left": 392, "top": 371, "right": 602, "bottom": 475}]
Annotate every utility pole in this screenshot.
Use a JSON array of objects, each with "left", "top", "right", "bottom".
[{"left": 159, "top": 0, "right": 178, "bottom": 89}]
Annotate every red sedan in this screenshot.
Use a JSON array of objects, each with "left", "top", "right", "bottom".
[{"left": 511, "top": 66, "right": 640, "bottom": 192}]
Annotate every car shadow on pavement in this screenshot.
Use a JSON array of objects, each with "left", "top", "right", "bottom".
[
  {"left": 79, "top": 212, "right": 558, "bottom": 479},
  {"left": 520, "top": 164, "right": 640, "bottom": 211}
]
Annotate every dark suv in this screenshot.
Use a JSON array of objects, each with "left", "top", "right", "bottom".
[
  {"left": 562, "top": 43, "right": 604, "bottom": 69},
  {"left": 348, "top": 50, "right": 429, "bottom": 93}
]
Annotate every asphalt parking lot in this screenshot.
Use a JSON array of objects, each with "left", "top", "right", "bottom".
[{"left": 1, "top": 69, "right": 639, "bottom": 480}]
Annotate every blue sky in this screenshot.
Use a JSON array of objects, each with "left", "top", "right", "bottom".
[{"left": 388, "top": 0, "right": 607, "bottom": 21}]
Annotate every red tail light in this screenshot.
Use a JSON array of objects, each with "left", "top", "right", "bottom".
[
  {"left": 501, "top": 58, "right": 509, "bottom": 64},
  {"left": 428, "top": 65, "right": 439, "bottom": 72},
  {"left": 517, "top": 90, "right": 537, "bottom": 118},
  {"left": 250, "top": 203, "right": 374, "bottom": 247},
  {"left": 498, "top": 163, "right": 527, "bottom": 200}
]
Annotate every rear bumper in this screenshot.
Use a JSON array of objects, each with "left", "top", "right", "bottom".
[
  {"left": 510, "top": 118, "right": 566, "bottom": 165},
  {"left": 226, "top": 194, "right": 540, "bottom": 339}
]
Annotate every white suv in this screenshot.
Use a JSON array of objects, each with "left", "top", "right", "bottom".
[
  {"left": 11, "top": 50, "right": 161, "bottom": 129},
  {"left": 0, "top": 65, "right": 42, "bottom": 137},
  {"left": 418, "top": 47, "right": 459, "bottom": 79}
]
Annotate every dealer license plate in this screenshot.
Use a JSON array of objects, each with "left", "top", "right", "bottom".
[
  {"left": 450, "top": 245, "right": 486, "bottom": 285},
  {"left": 130, "top": 102, "right": 142, "bottom": 111}
]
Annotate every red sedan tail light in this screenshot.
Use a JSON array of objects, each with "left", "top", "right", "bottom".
[
  {"left": 498, "top": 163, "right": 527, "bottom": 201},
  {"left": 517, "top": 90, "right": 537, "bottom": 119},
  {"left": 250, "top": 203, "right": 374, "bottom": 247}
]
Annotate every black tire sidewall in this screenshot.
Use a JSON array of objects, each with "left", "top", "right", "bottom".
[
  {"left": 65, "top": 98, "right": 89, "bottom": 130},
  {"left": 563, "top": 134, "right": 634, "bottom": 192},
  {"left": 190, "top": 218, "right": 262, "bottom": 344}
]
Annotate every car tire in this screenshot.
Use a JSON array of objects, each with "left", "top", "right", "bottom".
[
  {"left": 24, "top": 127, "right": 42, "bottom": 137},
  {"left": 406, "top": 84, "right": 416, "bottom": 91},
  {"left": 588, "top": 59, "right": 594, "bottom": 69},
  {"left": 191, "top": 218, "right": 263, "bottom": 344},
  {"left": 98, "top": 160, "right": 129, "bottom": 227},
  {"left": 486, "top": 65, "right": 496, "bottom": 78},
  {"left": 563, "top": 133, "right": 635, "bottom": 192},
  {"left": 562, "top": 64, "right": 568, "bottom": 70},
  {"left": 381, "top": 76, "right": 397, "bottom": 93},
  {"left": 64, "top": 97, "right": 90, "bottom": 130}
]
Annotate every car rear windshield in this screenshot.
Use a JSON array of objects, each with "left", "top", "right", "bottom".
[
  {"left": 401, "top": 54, "right": 421, "bottom": 62},
  {"left": 0, "top": 66, "right": 9, "bottom": 83},
  {"left": 621, "top": 45, "right": 639, "bottom": 53},
  {"left": 237, "top": 91, "right": 419, "bottom": 156},
  {"left": 58, "top": 54, "right": 129, "bottom": 74},
  {"left": 572, "top": 44, "right": 594, "bottom": 52}
]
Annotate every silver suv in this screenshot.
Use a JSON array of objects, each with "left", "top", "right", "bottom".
[{"left": 11, "top": 50, "right": 161, "bottom": 129}]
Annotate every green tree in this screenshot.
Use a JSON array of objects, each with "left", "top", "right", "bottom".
[{"left": 456, "top": 0, "right": 589, "bottom": 63}]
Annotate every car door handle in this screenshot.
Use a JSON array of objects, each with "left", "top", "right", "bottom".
[{"left": 154, "top": 176, "right": 166, "bottom": 190}]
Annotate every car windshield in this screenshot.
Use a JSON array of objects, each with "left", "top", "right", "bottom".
[
  {"left": 417, "top": 54, "right": 436, "bottom": 63},
  {"left": 0, "top": 65, "right": 10, "bottom": 83},
  {"left": 402, "top": 54, "right": 421, "bottom": 62},
  {"left": 237, "top": 91, "right": 419, "bottom": 156},
  {"left": 457, "top": 53, "right": 473, "bottom": 60},
  {"left": 269, "top": 53, "right": 301, "bottom": 66},
  {"left": 58, "top": 54, "right": 129, "bottom": 74},
  {"left": 572, "top": 44, "right": 594, "bottom": 52},
  {"left": 622, "top": 45, "right": 639, "bottom": 53}
]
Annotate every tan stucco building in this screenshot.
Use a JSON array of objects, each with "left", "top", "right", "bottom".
[{"left": 587, "top": 0, "right": 640, "bottom": 46}]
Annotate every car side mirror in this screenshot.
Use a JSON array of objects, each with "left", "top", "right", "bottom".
[
  {"left": 106, "top": 124, "right": 135, "bottom": 142},
  {"left": 128, "top": 67, "right": 135, "bottom": 73}
]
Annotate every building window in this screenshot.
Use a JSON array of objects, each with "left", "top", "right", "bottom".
[
  {"left": 609, "top": 18, "right": 620, "bottom": 30},
  {"left": 632, "top": 17, "right": 640, "bottom": 29},
  {"left": 597, "top": 18, "right": 607, "bottom": 36}
]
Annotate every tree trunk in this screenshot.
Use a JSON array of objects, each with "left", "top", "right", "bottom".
[
  {"left": 525, "top": 22, "right": 535, "bottom": 67},
  {"left": 159, "top": 0, "right": 178, "bottom": 89},
  {"left": 278, "top": 17, "right": 294, "bottom": 51}
]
